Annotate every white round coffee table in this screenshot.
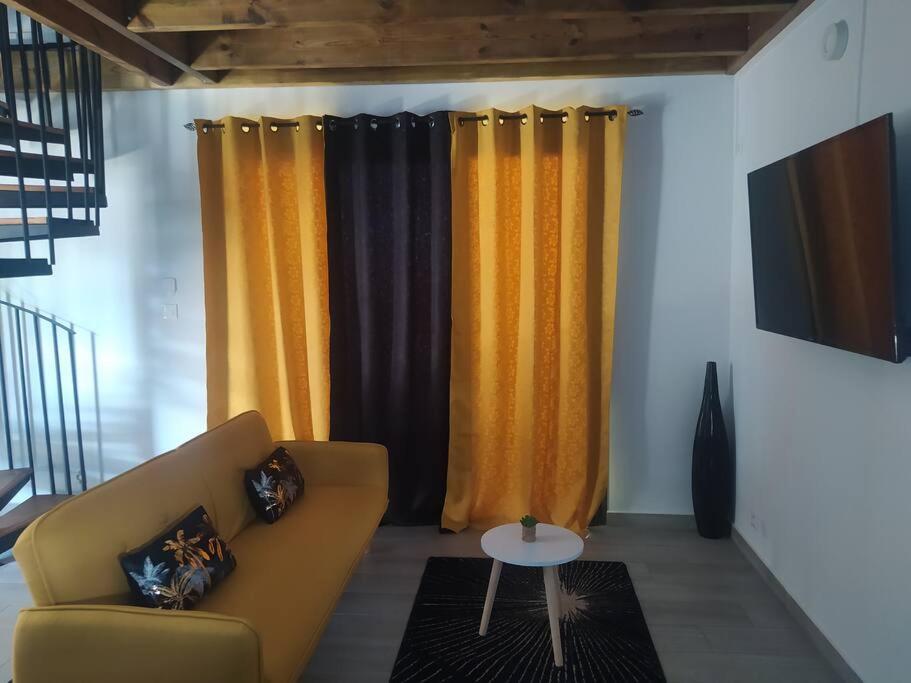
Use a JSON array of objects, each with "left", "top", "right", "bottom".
[{"left": 479, "top": 523, "right": 584, "bottom": 667}]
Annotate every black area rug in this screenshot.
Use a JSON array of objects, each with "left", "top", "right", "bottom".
[{"left": 390, "top": 557, "right": 665, "bottom": 682}]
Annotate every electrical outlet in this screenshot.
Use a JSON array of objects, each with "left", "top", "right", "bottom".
[{"left": 162, "top": 303, "right": 179, "bottom": 320}]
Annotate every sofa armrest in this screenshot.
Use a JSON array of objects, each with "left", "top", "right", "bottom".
[
  {"left": 277, "top": 440, "right": 388, "bottom": 490},
  {"left": 14, "top": 604, "right": 261, "bottom": 683}
]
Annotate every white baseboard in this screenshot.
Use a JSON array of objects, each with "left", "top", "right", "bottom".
[{"left": 731, "top": 527, "right": 862, "bottom": 683}]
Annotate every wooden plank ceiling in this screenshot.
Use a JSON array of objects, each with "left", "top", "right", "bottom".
[{"left": 6, "top": 0, "right": 815, "bottom": 89}]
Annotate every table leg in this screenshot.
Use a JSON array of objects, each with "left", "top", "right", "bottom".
[
  {"left": 479, "top": 559, "right": 502, "bottom": 636},
  {"left": 543, "top": 566, "right": 564, "bottom": 667}
]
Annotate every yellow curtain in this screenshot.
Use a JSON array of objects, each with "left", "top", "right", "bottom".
[
  {"left": 196, "top": 116, "right": 330, "bottom": 441},
  {"left": 442, "top": 106, "right": 627, "bottom": 533}
]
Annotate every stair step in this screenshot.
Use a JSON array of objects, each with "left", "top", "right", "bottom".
[
  {"left": 0, "top": 150, "right": 94, "bottom": 181},
  {"left": 0, "top": 217, "right": 99, "bottom": 243},
  {"left": 0, "top": 184, "right": 106, "bottom": 209},
  {"left": 0, "top": 116, "right": 68, "bottom": 145},
  {"left": 0, "top": 258, "right": 52, "bottom": 278},
  {"left": 0, "top": 493, "right": 69, "bottom": 553},
  {"left": 0, "top": 468, "right": 32, "bottom": 510}
]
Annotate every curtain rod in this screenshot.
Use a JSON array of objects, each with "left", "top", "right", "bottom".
[
  {"left": 458, "top": 108, "right": 642, "bottom": 126},
  {"left": 183, "top": 108, "right": 644, "bottom": 132}
]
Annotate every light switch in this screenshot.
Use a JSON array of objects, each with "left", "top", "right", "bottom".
[{"left": 160, "top": 277, "right": 178, "bottom": 296}]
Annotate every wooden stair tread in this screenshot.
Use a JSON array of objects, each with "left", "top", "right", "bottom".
[
  {"left": 0, "top": 184, "right": 105, "bottom": 210},
  {"left": 0, "top": 468, "right": 32, "bottom": 510},
  {"left": 0, "top": 493, "right": 70, "bottom": 552},
  {"left": 0, "top": 115, "right": 67, "bottom": 144},
  {"left": 0, "top": 115, "right": 66, "bottom": 136},
  {"left": 0, "top": 218, "right": 98, "bottom": 242},
  {"left": 0, "top": 216, "right": 96, "bottom": 225},
  {"left": 0, "top": 258, "right": 53, "bottom": 277},
  {"left": 0, "top": 217, "right": 55, "bottom": 225},
  {"left": 0, "top": 184, "right": 93, "bottom": 192},
  {"left": 0, "top": 150, "right": 94, "bottom": 182},
  {"left": 0, "top": 217, "right": 96, "bottom": 225},
  {"left": 0, "top": 494, "right": 69, "bottom": 537},
  {"left": 0, "top": 149, "right": 92, "bottom": 166}
]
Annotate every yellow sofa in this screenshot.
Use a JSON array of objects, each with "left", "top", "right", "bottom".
[{"left": 11, "top": 411, "right": 388, "bottom": 683}]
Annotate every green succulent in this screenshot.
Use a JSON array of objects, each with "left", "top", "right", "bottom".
[{"left": 520, "top": 515, "right": 538, "bottom": 528}]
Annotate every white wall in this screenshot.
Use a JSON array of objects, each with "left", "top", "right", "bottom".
[
  {"left": 3, "top": 76, "right": 734, "bottom": 510},
  {"left": 4, "top": 3, "right": 908, "bottom": 675},
  {"left": 730, "top": 1, "right": 911, "bottom": 680}
]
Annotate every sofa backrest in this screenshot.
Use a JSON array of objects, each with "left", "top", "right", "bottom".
[{"left": 13, "top": 411, "right": 274, "bottom": 607}]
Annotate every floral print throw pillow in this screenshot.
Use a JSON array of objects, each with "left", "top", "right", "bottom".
[
  {"left": 120, "top": 506, "right": 236, "bottom": 610},
  {"left": 244, "top": 447, "right": 305, "bottom": 524}
]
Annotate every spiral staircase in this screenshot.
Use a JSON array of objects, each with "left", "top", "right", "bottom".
[
  {"left": 0, "top": 4, "right": 104, "bottom": 552},
  {"left": 0, "top": 4, "right": 105, "bottom": 279}
]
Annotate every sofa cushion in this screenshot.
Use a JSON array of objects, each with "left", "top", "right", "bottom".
[
  {"left": 244, "top": 447, "right": 305, "bottom": 524},
  {"left": 198, "top": 484, "right": 386, "bottom": 683},
  {"left": 121, "top": 506, "right": 237, "bottom": 610}
]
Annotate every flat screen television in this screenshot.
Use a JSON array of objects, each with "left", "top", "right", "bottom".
[{"left": 747, "top": 114, "right": 907, "bottom": 363}]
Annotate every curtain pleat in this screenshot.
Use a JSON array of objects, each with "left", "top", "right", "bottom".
[
  {"left": 196, "top": 116, "right": 330, "bottom": 441},
  {"left": 323, "top": 112, "right": 452, "bottom": 525},
  {"left": 442, "top": 106, "right": 627, "bottom": 533}
]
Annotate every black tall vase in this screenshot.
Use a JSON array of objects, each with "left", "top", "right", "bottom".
[{"left": 692, "top": 361, "right": 733, "bottom": 539}]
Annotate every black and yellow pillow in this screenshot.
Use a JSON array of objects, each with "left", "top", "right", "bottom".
[
  {"left": 244, "top": 447, "right": 305, "bottom": 524},
  {"left": 120, "top": 506, "right": 236, "bottom": 610}
]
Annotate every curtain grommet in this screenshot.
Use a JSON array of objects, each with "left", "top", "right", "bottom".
[
  {"left": 316, "top": 120, "right": 323, "bottom": 131},
  {"left": 201, "top": 124, "right": 209, "bottom": 134},
  {"left": 520, "top": 113, "right": 528, "bottom": 125},
  {"left": 561, "top": 112, "right": 569, "bottom": 123},
  {"left": 429, "top": 118, "right": 435, "bottom": 128},
  {"left": 395, "top": 118, "right": 401, "bottom": 129},
  {"left": 481, "top": 116, "right": 489, "bottom": 127},
  {"left": 584, "top": 113, "right": 591, "bottom": 122},
  {"left": 608, "top": 110, "right": 618, "bottom": 121},
  {"left": 295, "top": 122, "right": 300, "bottom": 132},
  {"left": 497, "top": 115, "right": 504, "bottom": 126},
  {"left": 269, "top": 122, "right": 279, "bottom": 132},
  {"left": 370, "top": 118, "right": 378, "bottom": 130},
  {"left": 241, "top": 123, "right": 252, "bottom": 133}
]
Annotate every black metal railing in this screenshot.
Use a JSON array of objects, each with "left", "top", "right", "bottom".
[
  {"left": 0, "top": 5, "right": 106, "bottom": 278},
  {"left": 0, "top": 297, "right": 86, "bottom": 495}
]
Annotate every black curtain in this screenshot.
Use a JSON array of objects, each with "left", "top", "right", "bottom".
[{"left": 323, "top": 112, "right": 451, "bottom": 525}]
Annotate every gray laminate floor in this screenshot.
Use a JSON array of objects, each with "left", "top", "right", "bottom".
[
  {"left": 303, "top": 516, "right": 843, "bottom": 683},
  {"left": 0, "top": 516, "right": 843, "bottom": 683}
]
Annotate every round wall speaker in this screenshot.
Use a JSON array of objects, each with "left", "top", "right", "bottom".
[{"left": 823, "top": 20, "right": 849, "bottom": 61}]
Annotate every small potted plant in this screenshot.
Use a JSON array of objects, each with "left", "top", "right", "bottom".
[{"left": 520, "top": 515, "right": 538, "bottom": 542}]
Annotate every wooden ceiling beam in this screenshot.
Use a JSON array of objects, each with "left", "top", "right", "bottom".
[
  {"left": 6, "top": 45, "right": 229, "bottom": 92},
  {"left": 65, "top": 0, "right": 218, "bottom": 83},
  {"left": 127, "top": 0, "right": 795, "bottom": 33},
  {"left": 643, "top": 0, "right": 794, "bottom": 13},
  {"left": 190, "top": 15, "right": 748, "bottom": 71},
  {"left": 727, "top": 0, "right": 814, "bottom": 72},
  {"left": 98, "top": 55, "right": 729, "bottom": 90},
  {"left": 4, "top": 0, "right": 179, "bottom": 86}
]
